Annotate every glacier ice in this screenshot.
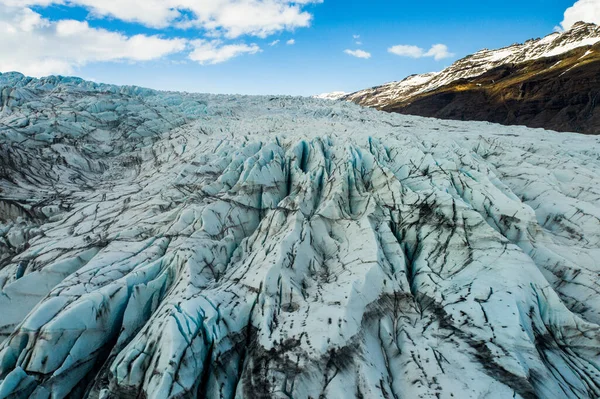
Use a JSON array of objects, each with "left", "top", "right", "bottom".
[{"left": 0, "top": 72, "right": 599, "bottom": 398}]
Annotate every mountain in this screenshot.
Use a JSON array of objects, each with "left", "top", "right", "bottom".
[
  {"left": 344, "top": 22, "right": 600, "bottom": 134},
  {"left": 313, "top": 91, "right": 349, "bottom": 100},
  {"left": 1, "top": 72, "right": 600, "bottom": 399}
]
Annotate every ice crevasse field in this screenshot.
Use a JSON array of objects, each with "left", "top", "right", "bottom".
[{"left": 0, "top": 72, "right": 599, "bottom": 398}]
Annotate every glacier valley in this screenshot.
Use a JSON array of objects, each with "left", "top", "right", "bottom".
[{"left": 0, "top": 72, "right": 599, "bottom": 399}]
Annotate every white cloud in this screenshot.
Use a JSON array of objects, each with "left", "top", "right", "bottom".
[
  {"left": 344, "top": 49, "right": 371, "bottom": 59},
  {"left": 0, "top": 0, "right": 324, "bottom": 74},
  {"left": 388, "top": 43, "right": 453, "bottom": 61},
  {"left": 269, "top": 39, "right": 280, "bottom": 46},
  {"left": 388, "top": 45, "right": 424, "bottom": 58},
  {"left": 560, "top": 0, "right": 600, "bottom": 31},
  {"left": 0, "top": 0, "right": 323, "bottom": 38},
  {"left": 353, "top": 34, "right": 360, "bottom": 39},
  {"left": 0, "top": 6, "right": 186, "bottom": 76},
  {"left": 189, "top": 40, "right": 261, "bottom": 64},
  {"left": 424, "top": 44, "right": 453, "bottom": 60},
  {"left": 286, "top": 38, "right": 295, "bottom": 45}
]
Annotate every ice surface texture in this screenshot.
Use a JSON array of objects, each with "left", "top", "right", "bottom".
[{"left": 0, "top": 72, "right": 600, "bottom": 399}]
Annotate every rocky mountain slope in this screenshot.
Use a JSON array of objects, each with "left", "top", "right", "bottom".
[
  {"left": 0, "top": 73, "right": 600, "bottom": 398},
  {"left": 344, "top": 22, "right": 600, "bottom": 134}
]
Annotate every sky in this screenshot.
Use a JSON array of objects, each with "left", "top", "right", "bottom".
[{"left": 0, "top": 0, "right": 598, "bottom": 96}]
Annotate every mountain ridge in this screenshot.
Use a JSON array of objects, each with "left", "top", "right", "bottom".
[{"left": 335, "top": 22, "right": 600, "bottom": 133}]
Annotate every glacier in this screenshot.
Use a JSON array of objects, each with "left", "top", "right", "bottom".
[{"left": 0, "top": 72, "right": 599, "bottom": 398}]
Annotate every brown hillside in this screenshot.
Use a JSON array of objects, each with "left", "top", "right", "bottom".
[{"left": 383, "top": 44, "right": 600, "bottom": 134}]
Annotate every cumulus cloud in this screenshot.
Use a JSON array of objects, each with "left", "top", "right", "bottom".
[
  {"left": 189, "top": 40, "right": 261, "bottom": 64},
  {"left": 0, "top": 0, "right": 321, "bottom": 74},
  {"left": 0, "top": 6, "right": 186, "bottom": 76},
  {"left": 286, "top": 38, "right": 295, "bottom": 45},
  {"left": 344, "top": 49, "right": 371, "bottom": 59},
  {"left": 388, "top": 45, "right": 423, "bottom": 58},
  {"left": 559, "top": 0, "right": 600, "bottom": 31},
  {"left": 0, "top": 0, "right": 323, "bottom": 38},
  {"left": 424, "top": 44, "right": 454, "bottom": 60},
  {"left": 269, "top": 39, "right": 280, "bottom": 46},
  {"left": 388, "top": 43, "right": 453, "bottom": 61}
]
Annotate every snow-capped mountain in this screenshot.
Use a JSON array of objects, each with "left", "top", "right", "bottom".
[
  {"left": 345, "top": 22, "right": 600, "bottom": 133},
  {"left": 1, "top": 72, "right": 600, "bottom": 398},
  {"left": 313, "top": 91, "right": 348, "bottom": 100}
]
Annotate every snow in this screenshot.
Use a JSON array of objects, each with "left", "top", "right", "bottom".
[
  {"left": 313, "top": 91, "right": 348, "bottom": 100},
  {"left": 544, "top": 37, "right": 600, "bottom": 57},
  {"left": 537, "top": 32, "right": 561, "bottom": 45},
  {"left": 479, "top": 47, "right": 517, "bottom": 62},
  {"left": 0, "top": 72, "right": 599, "bottom": 399}
]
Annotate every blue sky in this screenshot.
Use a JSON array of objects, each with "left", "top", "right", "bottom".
[{"left": 0, "top": 0, "right": 596, "bottom": 95}]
